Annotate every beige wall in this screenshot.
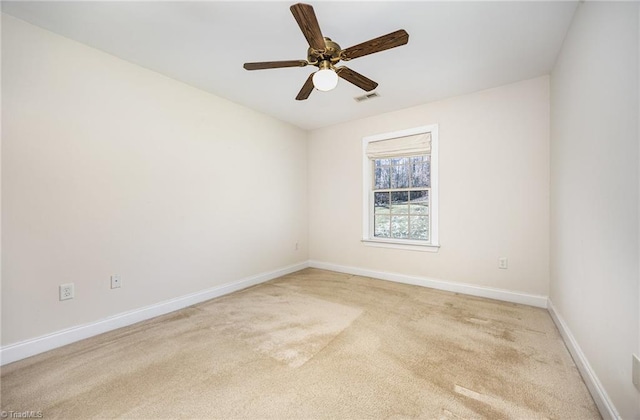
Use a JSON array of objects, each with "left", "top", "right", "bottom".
[
  {"left": 550, "top": 2, "right": 639, "bottom": 418},
  {"left": 308, "top": 76, "right": 550, "bottom": 296},
  {"left": 1, "top": 15, "right": 308, "bottom": 346}
]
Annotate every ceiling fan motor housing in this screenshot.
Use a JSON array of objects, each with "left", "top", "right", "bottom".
[{"left": 307, "top": 37, "right": 342, "bottom": 67}]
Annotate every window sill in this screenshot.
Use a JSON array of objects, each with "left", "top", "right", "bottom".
[{"left": 361, "top": 238, "right": 440, "bottom": 252}]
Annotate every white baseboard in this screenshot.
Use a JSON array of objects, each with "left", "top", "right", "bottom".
[
  {"left": 308, "top": 260, "right": 548, "bottom": 308},
  {"left": 0, "top": 261, "right": 309, "bottom": 366},
  {"left": 547, "top": 299, "right": 619, "bottom": 420}
]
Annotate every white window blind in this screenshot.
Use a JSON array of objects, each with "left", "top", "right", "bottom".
[{"left": 365, "top": 132, "right": 431, "bottom": 159}]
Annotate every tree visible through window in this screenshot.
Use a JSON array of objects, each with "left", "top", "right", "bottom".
[{"left": 373, "top": 155, "right": 431, "bottom": 241}]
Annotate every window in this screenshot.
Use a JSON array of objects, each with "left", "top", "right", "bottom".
[{"left": 362, "top": 125, "right": 439, "bottom": 251}]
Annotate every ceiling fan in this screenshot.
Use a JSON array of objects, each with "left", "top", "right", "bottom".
[{"left": 243, "top": 3, "right": 409, "bottom": 100}]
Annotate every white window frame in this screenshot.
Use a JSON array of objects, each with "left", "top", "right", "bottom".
[{"left": 362, "top": 124, "right": 439, "bottom": 252}]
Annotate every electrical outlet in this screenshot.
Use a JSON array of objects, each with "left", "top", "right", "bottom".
[
  {"left": 59, "top": 283, "right": 74, "bottom": 301},
  {"left": 633, "top": 354, "right": 640, "bottom": 390},
  {"left": 498, "top": 257, "right": 508, "bottom": 269},
  {"left": 295, "top": 242, "right": 299, "bottom": 251},
  {"left": 111, "top": 274, "right": 121, "bottom": 289}
]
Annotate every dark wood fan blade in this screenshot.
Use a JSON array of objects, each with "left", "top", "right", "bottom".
[
  {"left": 243, "top": 60, "right": 308, "bottom": 71},
  {"left": 336, "top": 67, "right": 378, "bottom": 92},
  {"left": 290, "top": 3, "right": 326, "bottom": 52},
  {"left": 340, "top": 29, "right": 409, "bottom": 61},
  {"left": 296, "top": 73, "right": 315, "bottom": 100}
]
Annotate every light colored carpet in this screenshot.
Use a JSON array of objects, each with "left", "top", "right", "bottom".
[{"left": 1, "top": 268, "right": 600, "bottom": 419}]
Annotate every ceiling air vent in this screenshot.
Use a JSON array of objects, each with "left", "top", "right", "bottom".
[{"left": 354, "top": 92, "right": 380, "bottom": 103}]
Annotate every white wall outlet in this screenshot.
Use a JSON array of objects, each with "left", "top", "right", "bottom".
[
  {"left": 498, "top": 257, "right": 508, "bottom": 269},
  {"left": 59, "top": 283, "right": 74, "bottom": 301},
  {"left": 295, "top": 242, "right": 299, "bottom": 251},
  {"left": 633, "top": 354, "right": 640, "bottom": 389},
  {"left": 111, "top": 274, "right": 121, "bottom": 289}
]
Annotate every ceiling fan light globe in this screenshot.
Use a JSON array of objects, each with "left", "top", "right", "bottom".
[{"left": 313, "top": 68, "right": 339, "bottom": 91}]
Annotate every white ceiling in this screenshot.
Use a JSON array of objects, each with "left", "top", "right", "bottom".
[{"left": 2, "top": 1, "right": 577, "bottom": 130}]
